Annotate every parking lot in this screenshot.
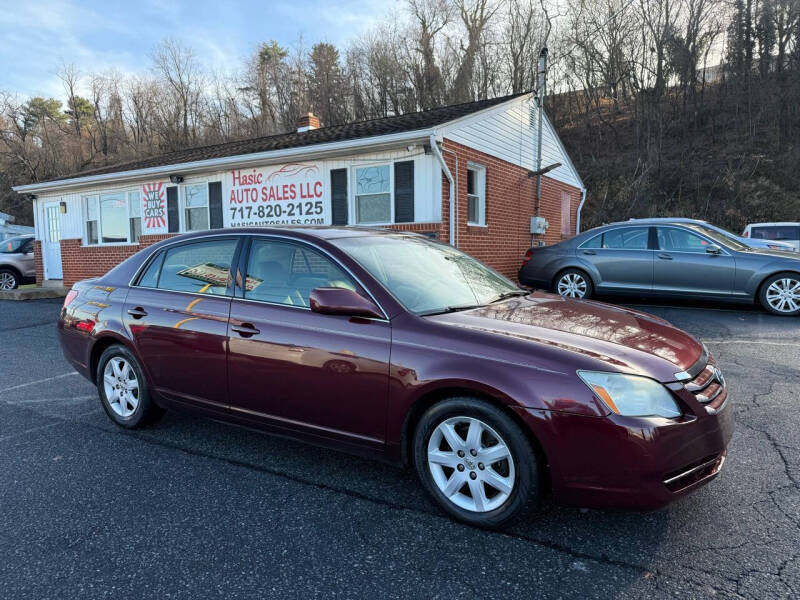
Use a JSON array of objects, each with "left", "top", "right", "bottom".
[{"left": 1, "top": 297, "right": 799, "bottom": 599}]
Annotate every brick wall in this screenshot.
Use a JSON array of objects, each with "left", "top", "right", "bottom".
[
  {"left": 440, "top": 139, "right": 582, "bottom": 280},
  {"left": 60, "top": 234, "right": 174, "bottom": 287},
  {"left": 33, "top": 240, "right": 44, "bottom": 285}
]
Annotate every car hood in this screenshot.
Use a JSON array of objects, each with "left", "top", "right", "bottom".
[
  {"left": 740, "top": 247, "right": 800, "bottom": 259},
  {"left": 426, "top": 292, "right": 704, "bottom": 381}
]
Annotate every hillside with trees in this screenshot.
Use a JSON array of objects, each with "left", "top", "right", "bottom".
[{"left": 1, "top": 0, "right": 798, "bottom": 233}]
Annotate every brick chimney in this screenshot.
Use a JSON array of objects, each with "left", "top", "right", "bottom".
[{"left": 297, "top": 112, "right": 321, "bottom": 132}]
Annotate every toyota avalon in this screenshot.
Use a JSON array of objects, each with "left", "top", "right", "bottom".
[{"left": 58, "top": 228, "right": 733, "bottom": 527}]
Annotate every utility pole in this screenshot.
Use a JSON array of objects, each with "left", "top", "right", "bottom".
[{"left": 535, "top": 46, "right": 548, "bottom": 217}]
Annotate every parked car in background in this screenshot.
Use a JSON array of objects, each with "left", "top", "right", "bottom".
[
  {"left": 519, "top": 220, "right": 800, "bottom": 316},
  {"left": 743, "top": 222, "right": 800, "bottom": 251},
  {"left": 0, "top": 234, "right": 35, "bottom": 290},
  {"left": 631, "top": 218, "right": 797, "bottom": 252},
  {"left": 58, "top": 227, "right": 732, "bottom": 528}
]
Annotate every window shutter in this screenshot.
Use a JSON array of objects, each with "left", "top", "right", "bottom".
[
  {"left": 209, "top": 181, "right": 223, "bottom": 229},
  {"left": 167, "top": 186, "right": 179, "bottom": 233},
  {"left": 330, "top": 168, "right": 348, "bottom": 225},
  {"left": 394, "top": 161, "right": 415, "bottom": 223}
]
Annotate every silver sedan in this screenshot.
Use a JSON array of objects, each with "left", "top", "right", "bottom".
[{"left": 518, "top": 221, "right": 800, "bottom": 316}]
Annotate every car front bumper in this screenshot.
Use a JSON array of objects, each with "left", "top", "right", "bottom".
[{"left": 515, "top": 390, "right": 734, "bottom": 510}]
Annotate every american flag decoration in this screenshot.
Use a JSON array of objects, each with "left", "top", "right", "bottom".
[{"left": 142, "top": 182, "right": 166, "bottom": 229}]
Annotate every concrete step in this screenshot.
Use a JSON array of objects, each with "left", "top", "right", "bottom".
[{"left": 0, "top": 286, "right": 68, "bottom": 301}]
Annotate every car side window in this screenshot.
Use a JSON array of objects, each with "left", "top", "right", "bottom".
[
  {"left": 137, "top": 251, "right": 164, "bottom": 288},
  {"left": 155, "top": 238, "right": 238, "bottom": 295},
  {"left": 581, "top": 234, "right": 603, "bottom": 249},
  {"left": 601, "top": 227, "right": 649, "bottom": 249},
  {"left": 244, "top": 239, "right": 356, "bottom": 307},
  {"left": 20, "top": 239, "right": 34, "bottom": 254},
  {"left": 657, "top": 228, "right": 709, "bottom": 253}
]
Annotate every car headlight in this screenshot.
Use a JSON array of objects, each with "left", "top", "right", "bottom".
[{"left": 577, "top": 371, "right": 682, "bottom": 418}]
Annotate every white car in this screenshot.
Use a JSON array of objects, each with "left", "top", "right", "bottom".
[{"left": 743, "top": 223, "right": 800, "bottom": 251}]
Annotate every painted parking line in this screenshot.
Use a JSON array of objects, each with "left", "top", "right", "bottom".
[
  {"left": 703, "top": 340, "right": 800, "bottom": 348},
  {"left": 0, "top": 372, "right": 79, "bottom": 394},
  {"left": 0, "top": 409, "right": 100, "bottom": 443}
]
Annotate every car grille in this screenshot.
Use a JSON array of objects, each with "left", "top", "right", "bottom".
[{"left": 684, "top": 361, "right": 727, "bottom": 415}]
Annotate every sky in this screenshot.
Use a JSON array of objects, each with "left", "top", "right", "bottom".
[{"left": 0, "top": 0, "right": 395, "bottom": 100}]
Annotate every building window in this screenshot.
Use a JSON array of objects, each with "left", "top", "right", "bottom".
[
  {"left": 183, "top": 183, "right": 209, "bottom": 231},
  {"left": 84, "top": 190, "right": 140, "bottom": 245},
  {"left": 466, "top": 163, "right": 486, "bottom": 226},
  {"left": 354, "top": 165, "right": 391, "bottom": 224}
]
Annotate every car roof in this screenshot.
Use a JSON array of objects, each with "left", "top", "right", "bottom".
[
  {"left": 745, "top": 222, "right": 800, "bottom": 227},
  {"left": 156, "top": 226, "right": 424, "bottom": 243}
]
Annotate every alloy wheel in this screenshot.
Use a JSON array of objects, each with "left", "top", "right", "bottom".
[
  {"left": 765, "top": 277, "right": 800, "bottom": 314},
  {"left": 427, "top": 416, "right": 516, "bottom": 513},
  {"left": 103, "top": 357, "right": 140, "bottom": 418},
  {"left": 557, "top": 272, "right": 587, "bottom": 298},
  {"left": 0, "top": 272, "right": 16, "bottom": 290}
]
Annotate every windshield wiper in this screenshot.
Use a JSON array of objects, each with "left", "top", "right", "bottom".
[
  {"left": 417, "top": 304, "right": 484, "bottom": 316},
  {"left": 489, "top": 290, "right": 529, "bottom": 303}
]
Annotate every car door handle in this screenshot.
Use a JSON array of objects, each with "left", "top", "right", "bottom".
[
  {"left": 231, "top": 323, "right": 260, "bottom": 337},
  {"left": 657, "top": 253, "right": 673, "bottom": 260},
  {"left": 127, "top": 307, "right": 148, "bottom": 319},
  {"left": 582, "top": 250, "right": 596, "bottom": 255}
]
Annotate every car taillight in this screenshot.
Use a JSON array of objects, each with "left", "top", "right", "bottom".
[
  {"left": 64, "top": 289, "right": 78, "bottom": 307},
  {"left": 521, "top": 248, "right": 534, "bottom": 266}
]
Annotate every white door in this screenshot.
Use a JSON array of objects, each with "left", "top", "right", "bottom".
[{"left": 42, "top": 202, "right": 63, "bottom": 280}]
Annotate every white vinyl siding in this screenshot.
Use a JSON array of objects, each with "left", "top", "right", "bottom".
[{"left": 440, "top": 94, "right": 583, "bottom": 190}]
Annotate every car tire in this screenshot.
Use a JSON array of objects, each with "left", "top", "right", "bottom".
[
  {"left": 553, "top": 268, "right": 593, "bottom": 299},
  {"left": 759, "top": 272, "right": 800, "bottom": 316},
  {"left": 413, "top": 397, "right": 539, "bottom": 529},
  {"left": 0, "top": 268, "right": 19, "bottom": 290},
  {"left": 96, "top": 344, "right": 163, "bottom": 428}
]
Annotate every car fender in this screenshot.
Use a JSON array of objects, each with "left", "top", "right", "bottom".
[
  {"left": 571, "top": 257, "right": 602, "bottom": 287},
  {"left": 743, "top": 261, "right": 800, "bottom": 297}
]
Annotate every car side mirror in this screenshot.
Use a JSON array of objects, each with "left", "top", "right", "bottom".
[
  {"left": 309, "top": 287, "right": 384, "bottom": 320},
  {"left": 706, "top": 244, "right": 722, "bottom": 255}
]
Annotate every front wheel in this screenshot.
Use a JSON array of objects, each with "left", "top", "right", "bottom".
[
  {"left": 759, "top": 272, "right": 800, "bottom": 316},
  {"left": 413, "top": 398, "right": 539, "bottom": 529},
  {"left": 96, "top": 344, "right": 163, "bottom": 428}
]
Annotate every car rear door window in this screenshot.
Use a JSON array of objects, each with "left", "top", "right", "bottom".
[
  {"left": 601, "top": 227, "right": 649, "bottom": 249},
  {"left": 244, "top": 239, "right": 356, "bottom": 307},
  {"left": 657, "top": 228, "right": 709, "bottom": 253},
  {"left": 156, "top": 238, "right": 238, "bottom": 295}
]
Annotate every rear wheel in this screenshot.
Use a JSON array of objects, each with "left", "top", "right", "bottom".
[
  {"left": 0, "top": 268, "right": 19, "bottom": 290},
  {"left": 96, "top": 345, "right": 163, "bottom": 428},
  {"left": 759, "top": 273, "right": 800, "bottom": 316},
  {"left": 413, "top": 397, "right": 539, "bottom": 529},
  {"left": 554, "top": 268, "right": 593, "bottom": 299}
]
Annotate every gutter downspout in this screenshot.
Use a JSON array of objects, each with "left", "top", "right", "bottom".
[
  {"left": 576, "top": 188, "right": 587, "bottom": 234},
  {"left": 430, "top": 134, "right": 455, "bottom": 246}
]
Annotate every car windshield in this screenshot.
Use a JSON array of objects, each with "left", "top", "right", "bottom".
[
  {"left": 332, "top": 234, "right": 522, "bottom": 315},
  {"left": 684, "top": 224, "right": 749, "bottom": 251},
  {"left": 1, "top": 237, "right": 30, "bottom": 253}
]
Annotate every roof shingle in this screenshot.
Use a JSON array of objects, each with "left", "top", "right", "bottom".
[{"left": 51, "top": 92, "right": 527, "bottom": 182}]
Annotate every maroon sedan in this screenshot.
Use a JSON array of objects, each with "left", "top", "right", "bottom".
[{"left": 58, "top": 228, "right": 733, "bottom": 527}]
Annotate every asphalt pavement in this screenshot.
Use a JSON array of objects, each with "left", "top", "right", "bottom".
[{"left": 1, "top": 297, "right": 799, "bottom": 599}]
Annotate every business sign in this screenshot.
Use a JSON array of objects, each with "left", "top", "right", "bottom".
[
  {"left": 225, "top": 162, "right": 329, "bottom": 227},
  {"left": 141, "top": 182, "right": 167, "bottom": 234}
]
